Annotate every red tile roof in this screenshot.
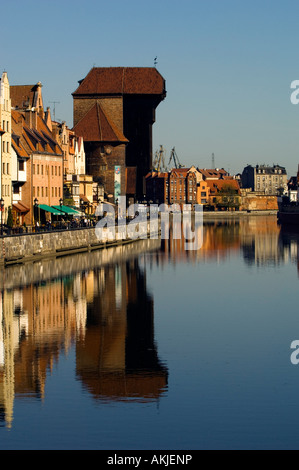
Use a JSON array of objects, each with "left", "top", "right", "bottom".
[
  {"left": 73, "top": 67, "right": 166, "bottom": 96},
  {"left": 0, "top": 126, "right": 4, "bottom": 134},
  {"left": 11, "top": 135, "right": 29, "bottom": 158},
  {"left": 198, "top": 168, "right": 229, "bottom": 179},
  {"left": 206, "top": 179, "right": 241, "bottom": 194},
  {"left": 73, "top": 102, "right": 128, "bottom": 143},
  {"left": 145, "top": 171, "right": 169, "bottom": 179},
  {"left": 11, "top": 109, "right": 62, "bottom": 157},
  {"left": 10, "top": 84, "right": 41, "bottom": 109}
]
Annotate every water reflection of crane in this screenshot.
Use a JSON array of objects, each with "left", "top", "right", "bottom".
[{"left": 153, "top": 146, "right": 184, "bottom": 172}]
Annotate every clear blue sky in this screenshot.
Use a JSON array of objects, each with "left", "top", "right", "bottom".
[{"left": 2, "top": 0, "right": 299, "bottom": 176}]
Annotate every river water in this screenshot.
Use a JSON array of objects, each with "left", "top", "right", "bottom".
[{"left": 1, "top": 214, "right": 299, "bottom": 450}]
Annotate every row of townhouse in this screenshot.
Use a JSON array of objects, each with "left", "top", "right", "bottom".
[
  {"left": 145, "top": 167, "right": 241, "bottom": 210},
  {"left": 0, "top": 71, "right": 101, "bottom": 227}
]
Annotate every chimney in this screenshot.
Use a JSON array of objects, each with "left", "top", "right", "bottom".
[
  {"left": 24, "top": 108, "right": 37, "bottom": 129},
  {"left": 45, "top": 107, "right": 52, "bottom": 131}
]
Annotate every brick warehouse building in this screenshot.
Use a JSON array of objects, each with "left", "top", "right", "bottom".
[{"left": 72, "top": 67, "right": 166, "bottom": 202}]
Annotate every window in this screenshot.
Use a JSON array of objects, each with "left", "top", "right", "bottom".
[
  {"left": 6, "top": 163, "right": 9, "bottom": 175},
  {"left": 37, "top": 164, "right": 39, "bottom": 175},
  {"left": 19, "top": 160, "right": 24, "bottom": 171},
  {"left": 33, "top": 164, "right": 35, "bottom": 175},
  {"left": 41, "top": 165, "right": 44, "bottom": 175}
]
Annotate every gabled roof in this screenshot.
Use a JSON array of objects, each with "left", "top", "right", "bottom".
[
  {"left": 10, "top": 83, "right": 43, "bottom": 109},
  {"left": 169, "top": 168, "right": 190, "bottom": 177},
  {"left": 11, "top": 109, "right": 62, "bottom": 157},
  {"left": 72, "top": 67, "right": 166, "bottom": 96},
  {"left": 73, "top": 102, "right": 128, "bottom": 143}
]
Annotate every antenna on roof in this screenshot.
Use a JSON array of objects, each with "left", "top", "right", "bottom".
[
  {"left": 211, "top": 153, "right": 215, "bottom": 169},
  {"left": 154, "top": 56, "right": 158, "bottom": 67},
  {"left": 49, "top": 101, "right": 60, "bottom": 121}
]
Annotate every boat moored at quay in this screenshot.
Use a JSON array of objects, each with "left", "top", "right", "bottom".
[{"left": 277, "top": 195, "right": 299, "bottom": 226}]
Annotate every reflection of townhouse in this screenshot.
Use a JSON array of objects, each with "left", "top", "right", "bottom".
[
  {"left": 241, "top": 216, "right": 282, "bottom": 266},
  {"left": 0, "top": 288, "right": 29, "bottom": 428},
  {"left": 22, "top": 280, "right": 77, "bottom": 340}
]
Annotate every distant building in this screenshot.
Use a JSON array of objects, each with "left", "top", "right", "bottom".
[
  {"left": 145, "top": 171, "right": 169, "bottom": 204},
  {"left": 145, "top": 166, "right": 210, "bottom": 208},
  {"left": 241, "top": 164, "right": 287, "bottom": 195},
  {"left": 206, "top": 179, "right": 241, "bottom": 211}
]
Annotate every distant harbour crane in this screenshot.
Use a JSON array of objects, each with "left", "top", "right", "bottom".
[
  {"left": 153, "top": 145, "right": 167, "bottom": 172},
  {"left": 168, "top": 147, "right": 184, "bottom": 169},
  {"left": 153, "top": 145, "right": 184, "bottom": 172}
]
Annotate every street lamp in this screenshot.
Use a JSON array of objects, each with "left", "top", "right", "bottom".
[
  {"left": 34, "top": 198, "right": 40, "bottom": 228},
  {"left": 0, "top": 198, "right": 4, "bottom": 236},
  {"left": 59, "top": 197, "right": 63, "bottom": 208},
  {"left": 80, "top": 198, "right": 85, "bottom": 213}
]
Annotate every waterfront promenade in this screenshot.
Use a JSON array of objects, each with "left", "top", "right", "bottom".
[{"left": 0, "top": 220, "right": 159, "bottom": 267}]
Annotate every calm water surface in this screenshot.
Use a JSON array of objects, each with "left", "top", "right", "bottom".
[{"left": 1, "top": 215, "right": 299, "bottom": 450}]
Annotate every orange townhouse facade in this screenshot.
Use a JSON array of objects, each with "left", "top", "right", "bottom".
[{"left": 11, "top": 108, "right": 63, "bottom": 225}]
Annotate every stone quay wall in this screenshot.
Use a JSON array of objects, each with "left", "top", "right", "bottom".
[{"left": 0, "top": 222, "right": 158, "bottom": 267}]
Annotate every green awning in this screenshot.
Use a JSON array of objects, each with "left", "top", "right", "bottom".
[
  {"left": 52, "top": 205, "right": 82, "bottom": 215},
  {"left": 38, "top": 204, "right": 64, "bottom": 215}
]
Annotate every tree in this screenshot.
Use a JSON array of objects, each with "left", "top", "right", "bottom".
[
  {"left": 7, "top": 206, "right": 13, "bottom": 228},
  {"left": 216, "top": 183, "right": 240, "bottom": 211}
]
